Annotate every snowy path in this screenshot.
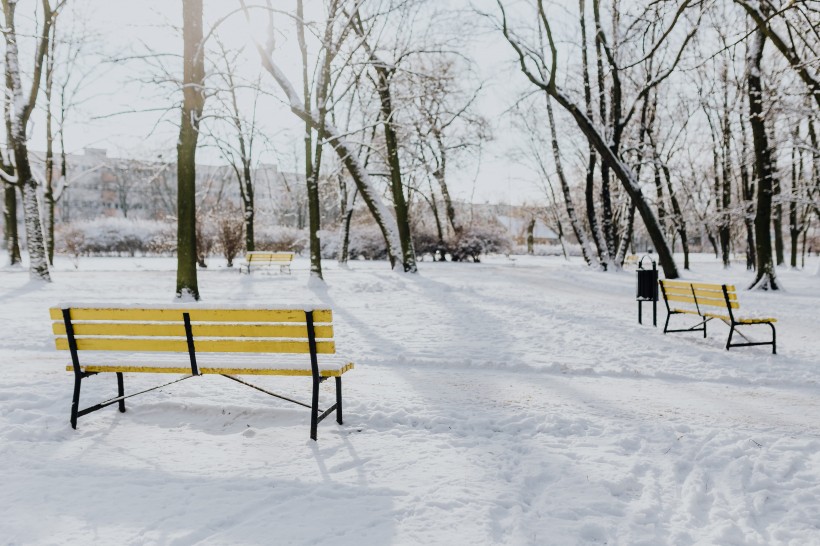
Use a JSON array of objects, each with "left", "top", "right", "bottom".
[{"left": 1, "top": 255, "right": 818, "bottom": 545}]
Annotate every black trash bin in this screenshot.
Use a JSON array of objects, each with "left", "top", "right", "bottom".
[{"left": 636, "top": 256, "right": 658, "bottom": 326}]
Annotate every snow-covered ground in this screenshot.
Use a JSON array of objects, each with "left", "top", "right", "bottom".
[{"left": 1, "top": 253, "right": 819, "bottom": 545}]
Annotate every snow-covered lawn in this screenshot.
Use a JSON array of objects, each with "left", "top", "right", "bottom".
[{"left": 1, "top": 254, "right": 819, "bottom": 545}]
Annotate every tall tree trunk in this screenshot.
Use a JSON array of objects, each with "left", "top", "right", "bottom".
[
  {"left": 3, "top": 181, "right": 20, "bottom": 264},
  {"left": 373, "top": 64, "right": 417, "bottom": 272},
  {"left": 432, "top": 130, "right": 459, "bottom": 237},
  {"left": 545, "top": 93, "right": 599, "bottom": 267},
  {"left": 772, "top": 159, "right": 785, "bottom": 265},
  {"left": 789, "top": 126, "right": 800, "bottom": 268},
  {"left": 592, "top": 0, "right": 616, "bottom": 261},
  {"left": 3, "top": 0, "right": 53, "bottom": 281},
  {"left": 578, "top": 0, "right": 607, "bottom": 264},
  {"left": 297, "top": 0, "right": 324, "bottom": 280},
  {"left": 747, "top": 29, "right": 779, "bottom": 290},
  {"left": 44, "top": 22, "right": 56, "bottom": 265},
  {"left": 719, "top": 62, "right": 732, "bottom": 268},
  {"left": 739, "top": 107, "right": 756, "bottom": 270},
  {"left": 176, "top": 0, "right": 205, "bottom": 300}
]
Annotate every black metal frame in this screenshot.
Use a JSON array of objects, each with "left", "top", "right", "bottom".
[
  {"left": 62, "top": 308, "right": 344, "bottom": 440},
  {"left": 658, "top": 284, "right": 777, "bottom": 354},
  {"left": 660, "top": 282, "right": 710, "bottom": 338},
  {"left": 719, "top": 285, "right": 777, "bottom": 354}
]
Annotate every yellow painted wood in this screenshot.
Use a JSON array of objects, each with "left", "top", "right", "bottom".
[
  {"left": 663, "top": 294, "right": 698, "bottom": 304},
  {"left": 53, "top": 322, "right": 187, "bottom": 337},
  {"left": 662, "top": 287, "right": 696, "bottom": 297},
  {"left": 688, "top": 295, "right": 738, "bottom": 308},
  {"left": 52, "top": 321, "right": 333, "bottom": 339},
  {"left": 191, "top": 323, "right": 333, "bottom": 339},
  {"left": 702, "top": 312, "right": 775, "bottom": 324},
  {"left": 660, "top": 280, "right": 735, "bottom": 292},
  {"left": 55, "top": 337, "right": 335, "bottom": 354},
  {"left": 65, "top": 362, "right": 355, "bottom": 376},
  {"left": 669, "top": 308, "right": 702, "bottom": 315},
  {"left": 50, "top": 307, "right": 332, "bottom": 323}
]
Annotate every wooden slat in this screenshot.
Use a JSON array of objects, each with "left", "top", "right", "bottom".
[
  {"left": 55, "top": 337, "right": 335, "bottom": 354},
  {"left": 693, "top": 288, "right": 737, "bottom": 303},
  {"left": 65, "top": 362, "right": 354, "bottom": 377},
  {"left": 49, "top": 307, "right": 332, "bottom": 323},
  {"left": 660, "top": 280, "right": 734, "bottom": 292},
  {"left": 662, "top": 287, "right": 696, "bottom": 297},
  {"left": 53, "top": 322, "right": 186, "bottom": 337},
  {"left": 663, "top": 294, "right": 697, "bottom": 304},
  {"left": 52, "top": 322, "right": 333, "bottom": 339}
]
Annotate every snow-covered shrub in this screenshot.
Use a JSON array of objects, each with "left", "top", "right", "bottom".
[
  {"left": 346, "top": 223, "right": 389, "bottom": 260},
  {"left": 451, "top": 222, "right": 513, "bottom": 262},
  {"left": 318, "top": 229, "right": 341, "bottom": 260},
  {"left": 411, "top": 222, "right": 448, "bottom": 261},
  {"left": 512, "top": 243, "right": 582, "bottom": 257},
  {"left": 196, "top": 213, "right": 219, "bottom": 267},
  {"left": 215, "top": 206, "right": 245, "bottom": 267},
  {"left": 59, "top": 218, "right": 176, "bottom": 257},
  {"left": 58, "top": 225, "right": 85, "bottom": 268},
  {"left": 256, "top": 226, "right": 308, "bottom": 254}
]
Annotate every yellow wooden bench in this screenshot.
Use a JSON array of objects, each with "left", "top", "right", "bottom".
[
  {"left": 659, "top": 280, "right": 777, "bottom": 353},
  {"left": 239, "top": 251, "right": 294, "bottom": 274},
  {"left": 51, "top": 305, "right": 353, "bottom": 440}
]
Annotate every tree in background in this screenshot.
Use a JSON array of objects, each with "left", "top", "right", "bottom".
[
  {"left": 2, "top": 0, "right": 62, "bottom": 281},
  {"left": 176, "top": 0, "right": 205, "bottom": 299}
]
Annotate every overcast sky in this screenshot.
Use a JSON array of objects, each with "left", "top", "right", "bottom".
[{"left": 12, "top": 0, "right": 561, "bottom": 204}]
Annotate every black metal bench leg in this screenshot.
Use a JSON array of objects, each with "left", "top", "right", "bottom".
[
  {"left": 770, "top": 323, "right": 777, "bottom": 355},
  {"left": 335, "top": 376, "right": 343, "bottom": 425},
  {"left": 70, "top": 374, "right": 82, "bottom": 429},
  {"left": 663, "top": 313, "right": 671, "bottom": 334},
  {"left": 310, "top": 376, "right": 320, "bottom": 441},
  {"left": 116, "top": 372, "right": 126, "bottom": 413},
  {"left": 726, "top": 323, "right": 735, "bottom": 350}
]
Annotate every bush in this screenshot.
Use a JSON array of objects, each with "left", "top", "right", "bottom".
[
  {"left": 256, "top": 226, "right": 308, "bottom": 254},
  {"left": 214, "top": 206, "right": 245, "bottom": 267},
  {"left": 451, "top": 222, "right": 513, "bottom": 262},
  {"left": 57, "top": 218, "right": 176, "bottom": 257}
]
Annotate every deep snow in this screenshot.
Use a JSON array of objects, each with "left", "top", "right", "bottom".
[{"left": 1, "top": 253, "right": 818, "bottom": 545}]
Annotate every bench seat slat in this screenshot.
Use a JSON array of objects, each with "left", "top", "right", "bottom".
[
  {"left": 65, "top": 362, "right": 354, "bottom": 377},
  {"left": 55, "top": 337, "right": 335, "bottom": 354},
  {"left": 669, "top": 308, "right": 701, "bottom": 315},
  {"left": 661, "top": 280, "right": 736, "bottom": 291},
  {"left": 52, "top": 322, "right": 333, "bottom": 339},
  {"left": 702, "top": 312, "right": 776, "bottom": 324},
  {"left": 49, "top": 307, "right": 331, "bottom": 323}
]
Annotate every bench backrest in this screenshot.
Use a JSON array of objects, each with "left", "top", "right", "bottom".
[
  {"left": 246, "top": 252, "right": 294, "bottom": 264},
  {"left": 659, "top": 280, "right": 738, "bottom": 313},
  {"left": 50, "top": 307, "right": 334, "bottom": 354}
]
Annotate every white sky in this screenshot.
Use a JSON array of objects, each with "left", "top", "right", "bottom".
[{"left": 17, "top": 0, "right": 546, "bottom": 205}]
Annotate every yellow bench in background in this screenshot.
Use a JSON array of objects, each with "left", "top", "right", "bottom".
[
  {"left": 239, "top": 251, "right": 294, "bottom": 275},
  {"left": 659, "top": 280, "right": 776, "bottom": 354},
  {"left": 51, "top": 305, "right": 353, "bottom": 440}
]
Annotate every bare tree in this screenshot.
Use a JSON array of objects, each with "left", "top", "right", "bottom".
[
  {"left": 176, "top": 0, "right": 206, "bottom": 299},
  {"left": 747, "top": 29, "right": 779, "bottom": 290},
  {"left": 497, "top": 0, "right": 685, "bottom": 278},
  {"left": 2, "top": 0, "right": 63, "bottom": 281},
  {"left": 239, "top": 0, "right": 403, "bottom": 270}
]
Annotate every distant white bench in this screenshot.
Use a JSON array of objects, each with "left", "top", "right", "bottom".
[
  {"left": 239, "top": 251, "right": 294, "bottom": 275},
  {"left": 623, "top": 254, "right": 639, "bottom": 267},
  {"left": 51, "top": 304, "right": 353, "bottom": 440}
]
